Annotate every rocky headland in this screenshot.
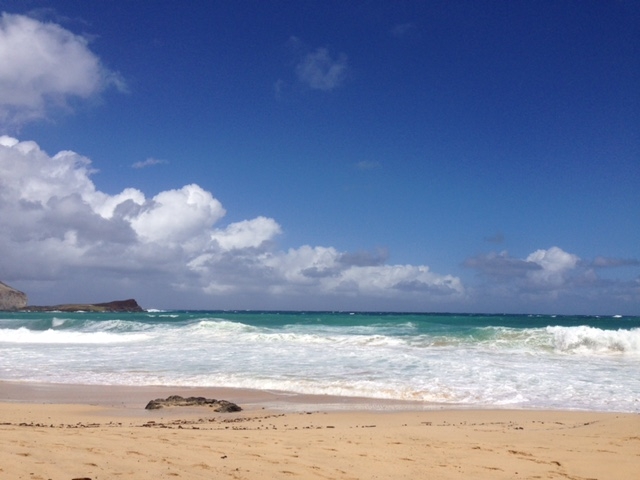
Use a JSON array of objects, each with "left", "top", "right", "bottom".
[
  {"left": 0, "top": 281, "right": 144, "bottom": 312},
  {"left": 22, "top": 299, "right": 144, "bottom": 313},
  {"left": 0, "top": 281, "right": 28, "bottom": 310}
]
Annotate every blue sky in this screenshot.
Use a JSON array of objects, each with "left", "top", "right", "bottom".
[{"left": 0, "top": 1, "right": 638, "bottom": 313}]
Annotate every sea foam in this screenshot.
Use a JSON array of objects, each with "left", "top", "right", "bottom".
[{"left": 0, "top": 327, "right": 149, "bottom": 344}]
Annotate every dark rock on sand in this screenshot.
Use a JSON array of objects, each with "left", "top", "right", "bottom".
[
  {"left": 0, "top": 281, "right": 28, "bottom": 310},
  {"left": 145, "top": 395, "right": 242, "bottom": 412}
]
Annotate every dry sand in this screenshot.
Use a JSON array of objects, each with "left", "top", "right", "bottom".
[{"left": 1, "top": 382, "right": 638, "bottom": 480}]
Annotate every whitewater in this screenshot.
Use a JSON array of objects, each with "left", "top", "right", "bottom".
[{"left": 1, "top": 311, "right": 639, "bottom": 412}]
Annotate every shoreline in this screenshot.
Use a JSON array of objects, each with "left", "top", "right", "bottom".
[
  {"left": 2, "top": 381, "right": 639, "bottom": 479},
  {"left": 0, "top": 380, "right": 460, "bottom": 416},
  {"left": 2, "top": 379, "right": 638, "bottom": 413}
]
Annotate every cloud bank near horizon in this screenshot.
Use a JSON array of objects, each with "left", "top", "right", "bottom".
[
  {"left": 0, "top": 135, "right": 465, "bottom": 308},
  {"left": 2, "top": 134, "right": 636, "bottom": 312}
]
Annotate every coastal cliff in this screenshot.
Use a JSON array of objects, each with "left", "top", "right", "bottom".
[{"left": 0, "top": 281, "right": 28, "bottom": 310}]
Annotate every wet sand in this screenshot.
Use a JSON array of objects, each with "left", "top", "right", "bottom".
[{"left": 1, "top": 382, "right": 638, "bottom": 479}]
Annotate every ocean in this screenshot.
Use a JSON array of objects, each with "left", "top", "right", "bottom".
[{"left": 1, "top": 311, "right": 639, "bottom": 412}]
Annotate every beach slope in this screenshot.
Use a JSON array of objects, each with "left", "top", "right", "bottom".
[{"left": 1, "top": 391, "right": 638, "bottom": 480}]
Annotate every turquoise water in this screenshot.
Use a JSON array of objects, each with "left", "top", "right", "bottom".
[{"left": 1, "top": 311, "right": 639, "bottom": 411}]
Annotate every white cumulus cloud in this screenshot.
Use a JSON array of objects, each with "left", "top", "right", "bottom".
[
  {"left": 129, "top": 185, "right": 225, "bottom": 244},
  {"left": 211, "top": 217, "right": 282, "bottom": 251},
  {"left": 0, "top": 12, "right": 125, "bottom": 127},
  {"left": 526, "top": 246, "right": 580, "bottom": 287}
]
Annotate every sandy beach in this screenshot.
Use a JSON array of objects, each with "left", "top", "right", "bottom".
[{"left": 0, "top": 382, "right": 638, "bottom": 480}]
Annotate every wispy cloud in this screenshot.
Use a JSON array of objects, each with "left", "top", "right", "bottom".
[
  {"left": 295, "top": 47, "right": 349, "bottom": 91},
  {"left": 273, "top": 79, "right": 286, "bottom": 99},
  {"left": 131, "top": 157, "right": 168, "bottom": 169},
  {"left": 355, "top": 160, "right": 381, "bottom": 171},
  {"left": 484, "top": 232, "right": 505, "bottom": 244},
  {"left": 390, "top": 22, "right": 417, "bottom": 38},
  {"left": 591, "top": 256, "right": 640, "bottom": 268}
]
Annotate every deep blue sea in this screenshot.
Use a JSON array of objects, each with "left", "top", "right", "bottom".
[{"left": 1, "top": 311, "right": 639, "bottom": 412}]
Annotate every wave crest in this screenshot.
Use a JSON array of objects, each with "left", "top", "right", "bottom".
[{"left": 547, "top": 326, "right": 640, "bottom": 355}]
